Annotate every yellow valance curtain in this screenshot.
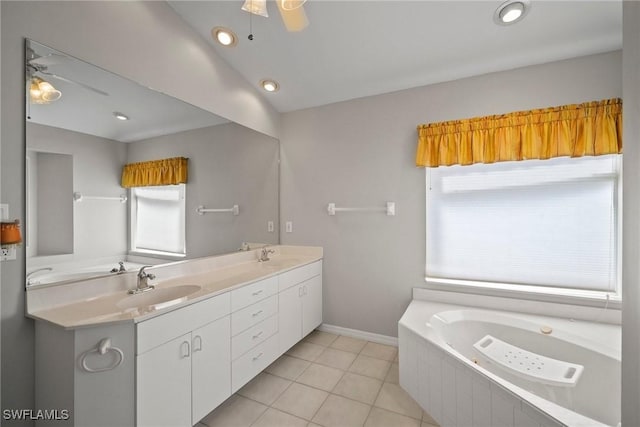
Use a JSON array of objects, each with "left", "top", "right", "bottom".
[
  {"left": 121, "top": 157, "right": 188, "bottom": 188},
  {"left": 416, "top": 98, "right": 622, "bottom": 168}
]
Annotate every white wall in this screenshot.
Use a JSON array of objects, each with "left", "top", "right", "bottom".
[
  {"left": 622, "top": 2, "right": 640, "bottom": 425},
  {"left": 1, "top": 1, "right": 279, "bottom": 419},
  {"left": 280, "top": 51, "right": 622, "bottom": 337},
  {"left": 127, "top": 123, "right": 280, "bottom": 257}
]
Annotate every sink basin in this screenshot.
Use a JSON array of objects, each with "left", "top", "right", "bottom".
[
  {"left": 117, "top": 285, "right": 202, "bottom": 311},
  {"left": 259, "top": 258, "right": 301, "bottom": 269}
]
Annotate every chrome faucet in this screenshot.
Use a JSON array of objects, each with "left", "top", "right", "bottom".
[
  {"left": 129, "top": 266, "right": 156, "bottom": 294},
  {"left": 259, "top": 246, "right": 275, "bottom": 262},
  {"left": 111, "top": 261, "right": 127, "bottom": 274},
  {"left": 26, "top": 267, "right": 53, "bottom": 286}
]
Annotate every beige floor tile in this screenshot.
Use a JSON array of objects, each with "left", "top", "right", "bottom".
[
  {"left": 252, "top": 408, "right": 308, "bottom": 427},
  {"left": 200, "top": 395, "right": 267, "bottom": 427},
  {"left": 237, "top": 372, "right": 292, "bottom": 406},
  {"left": 311, "top": 394, "right": 371, "bottom": 427},
  {"left": 303, "top": 330, "right": 339, "bottom": 347},
  {"left": 374, "top": 383, "right": 423, "bottom": 420},
  {"left": 286, "top": 341, "right": 326, "bottom": 362},
  {"left": 360, "top": 342, "right": 398, "bottom": 361},
  {"left": 266, "top": 355, "right": 311, "bottom": 380},
  {"left": 394, "top": 352, "right": 399, "bottom": 363},
  {"left": 365, "top": 407, "right": 421, "bottom": 427},
  {"left": 330, "top": 336, "right": 367, "bottom": 354},
  {"left": 272, "top": 382, "right": 329, "bottom": 420},
  {"left": 307, "top": 423, "right": 323, "bottom": 427},
  {"left": 421, "top": 422, "right": 439, "bottom": 427},
  {"left": 422, "top": 411, "right": 440, "bottom": 426},
  {"left": 348, "top": 355, "right": 391, "bottom": 380},
  {"left": 296, "top": 363, "right": 345, "bottom": 391},
  {"left": 314, "top": 347, "right": 357, "bottom": 370},
  {"left": 385, "top": 363, "right": 399, "bottom": 384},
  {"left": 332, "top": 372, "right": 383, "bottom": 405}
]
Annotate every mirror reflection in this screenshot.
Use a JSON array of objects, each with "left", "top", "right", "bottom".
[{"left": 25, "top": 39, "right": 280, "bottom": 286}]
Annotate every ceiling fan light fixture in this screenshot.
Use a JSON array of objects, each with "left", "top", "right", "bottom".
[
  {"left": 212, "top": 27, "right": 238, "bottom": 47},
  {"left": 281, "top": 0, "right": 307, "bottom": 11},
  {"left": 260, "top": 79, "right": 279, "bottom": 92},
  {"left": 241, "top": 0, "right": 268, "bottom": 18},
  {"left": 29, "top": 77, "right": 61, "bottom": 104},
  {"left": 494, "top": 0, "right": 530, "bottom": 25}
]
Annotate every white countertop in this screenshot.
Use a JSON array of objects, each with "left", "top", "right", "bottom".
[{"left": 27, "top": 245, "right": 322, "bottom": 329}]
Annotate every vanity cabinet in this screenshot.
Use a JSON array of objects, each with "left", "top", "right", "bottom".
[
  {"left": 136, "top": 293, "right": 231, "bottom": 427},
  {"left": 278, "top": 261, "right": 323, "bottom": 353}
]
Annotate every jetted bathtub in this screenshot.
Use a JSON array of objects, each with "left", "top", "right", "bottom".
[{"left": 399, "top": 290, "right": 620, "bottom": 427}]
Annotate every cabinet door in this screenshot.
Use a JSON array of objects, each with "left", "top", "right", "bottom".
[
  {"left": 137, "top": 333, "right": 192, "bottom": 427},
  {"left": 302, "top": 275, "right": 323, "bottom": 337},
  {"left": 192, "top": 316, "right": 231, "bottom": 424},
  {"left": 278, "top": 284, "right": 302, "bottom": 354}
]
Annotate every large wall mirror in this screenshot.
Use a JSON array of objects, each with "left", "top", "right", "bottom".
[{"left": 25, "top": 39, "right": 280, "bottom": 286}]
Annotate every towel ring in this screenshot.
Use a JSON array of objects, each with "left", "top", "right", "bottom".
[{"left": 80, "top": 338, "right": 124, "bottom": 373}]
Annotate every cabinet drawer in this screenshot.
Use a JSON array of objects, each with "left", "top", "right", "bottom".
[
  {"left": 231, "top": 334, "right": 279, "bottom": 393},
  {"left": 137, "top": 293, "right": 230, "bottom": 355},
  {"left": 231, "top": 276, "right": 278, "bottom": 312},
  {"left": 231, "top": 295, "right": 277, "bottom": 336},
  {"left": 231, "top": 314, "right": 278, "bottom": 360},
  {"left": 278, "top": 260, "right": 322, "bottom": 292}
]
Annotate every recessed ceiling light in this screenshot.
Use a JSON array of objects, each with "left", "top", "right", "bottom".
[
  {"left": 211, "top": 26, "right": 238, "bottom": 47},
  {"left": 494, "top": 0, "right": 530, "bottom": 25},
  {"left": 113, "top": 112, "right": 129, "bottom": 121},
  {"left": 260, "top": 79, "right": 280, "bottom": 92}
]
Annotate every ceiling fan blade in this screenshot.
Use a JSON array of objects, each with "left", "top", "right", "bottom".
[
  {"left": 29, "top": 53, "right": 72, "bottom": 67},
  {"left": 39, "top": 72, "right": 110, "bottom": 97},
  {"left": 276, "top": 1, "right": 309, "bottom": 32}
]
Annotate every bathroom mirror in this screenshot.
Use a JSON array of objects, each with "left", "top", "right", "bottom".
[{"left": 25, "top": 39, "right": 280, "bottom": 286}]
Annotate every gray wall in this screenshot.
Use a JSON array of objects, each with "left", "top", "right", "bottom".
[
  {"left": 27, "top": 123, "right": 128, "bottom": 262},
  {"left": 1, "top": 1, "right": 278, "bottom": 420},
  {"left": 622, "top": 2, "right": 640, "bottom": 425},
  {"left": 280, "top": 51, "right": 623, "bottom": 338},
  {"left": 127, "top": 123, "right": 280, "bottom": 257}
]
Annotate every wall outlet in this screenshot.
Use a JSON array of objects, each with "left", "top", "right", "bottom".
[
  {"left": 285, "top": 221, "right": 293, "bottom": 233},
  {"left": 267, "top": 221, "right": 274, "bottom": 233},
  {"left": 1, "top": 245, "right": 17, "bottom": 261}
]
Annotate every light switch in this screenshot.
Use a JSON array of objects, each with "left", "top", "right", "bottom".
[
  {"left": 267, "top": 221, "right": 274, "bottom": 232},
  {"left": 285, "top": 221, "right": 293, "bottom": 233}
]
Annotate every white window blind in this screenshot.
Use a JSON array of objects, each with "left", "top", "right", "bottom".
[
  {"left": 426, "top": 155, "right": 620, "bottom": 293},
  {"left": 131, "top": 184, "right": 185, "bottom": 255}
]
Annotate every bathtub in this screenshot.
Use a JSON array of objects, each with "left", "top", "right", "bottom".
[
  {"left": 27, "top": 261, "right": 147, "bottom": 286},
  {"left": 399, "top": 290, "right": 621, "bottom": 427}
]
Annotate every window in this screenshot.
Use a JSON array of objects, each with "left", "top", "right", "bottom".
[
  {"left": 130, "top": 184, "right": 186, "bottom": 257},
  {"left": 426, "top": 155, "right": 621, "bottom": 298}
]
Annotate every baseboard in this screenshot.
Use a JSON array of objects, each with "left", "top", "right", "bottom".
[{"left": 317, "top": 323, "right": 398, "bottom": 347}]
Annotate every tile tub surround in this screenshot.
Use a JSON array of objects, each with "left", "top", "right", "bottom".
[
  {"left": 399, "top": 291, "right": 621, "bottom": 427},
  {"left": 199, "top": 330, "right": 440, "bottom": 427},
  {"left": 26, "top": 245, "right": 322, "bottom": 328}
]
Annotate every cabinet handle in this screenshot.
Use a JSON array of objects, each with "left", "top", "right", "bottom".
[
  {"left": 298, "top": 286, "right": 304, "bottom": 297},
  {"left": 252, "top": 331, "right": 264, "bottom": 340},
  {"left": 181, "top": 341, "right": 190, "bottom": 358},
  {"left": 252, "top": 352, "right": 264, "bottom": 361},
  {"left": 303, "top": 285, "right": 308, "bottom": 296},
  {"left": 193, "top": 335, "right": 203, "bottom": 353},
  {"left": 252, "top": 310, "right": 263, "bottom": 317},
  {"left": 252, "top": 289, "right": 264, "bottom": 296}
]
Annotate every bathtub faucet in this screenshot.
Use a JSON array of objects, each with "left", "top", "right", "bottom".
[
  {"left": 26, "top": 267, "right": 53, "bottom": 286},
  {"left": 111, "top": 261, "right": 127, "bottom": 274},
  {"left": 128, "top": 266, "right": 156, "bottom": 294}
]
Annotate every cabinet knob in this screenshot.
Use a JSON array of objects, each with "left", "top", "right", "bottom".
[
  {"left": 252, "top": 289, "right": 264, "bottom": 296},
  {"left": 193, "top": 335, "right": 203, "bottom": 352},
  {"left": 252, "top": 331, "right": 264, "bottom": 340},
  {"left": 252, "top": 352, "right": 264, "bottom": 361},
  {"left": 252, "top": 310, "right": 263, "bottom": 317}
]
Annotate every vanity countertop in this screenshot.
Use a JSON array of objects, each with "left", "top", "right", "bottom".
[{"left": 27, "top": 246, "right": 322, "bottom": 329}]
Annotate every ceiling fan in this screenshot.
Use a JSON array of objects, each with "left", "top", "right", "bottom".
[
  {"left": 26, "top": 47, "right": 109, "bottom": 104},
  {"left": 242, "top": 0, "right": 309, "bottom": 32}
]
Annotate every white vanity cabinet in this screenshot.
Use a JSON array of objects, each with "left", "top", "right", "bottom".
[
  {"left": 136, "top": 293, "right": 231, "bottom": 427},
  {"left": 278, "top": 261, "right": 323, "bottom": 353}
]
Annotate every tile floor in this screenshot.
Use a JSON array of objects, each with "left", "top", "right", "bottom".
[{"left": 198, "top": 330, "right": 440, "bottom": 427}]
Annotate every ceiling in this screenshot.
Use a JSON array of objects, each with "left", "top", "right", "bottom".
[
  {"left": 168, "top": 0, "right": 623, "bottom": 113},
  {"left": 27, "top": 40, "right": 228, "bottom": 143}
]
